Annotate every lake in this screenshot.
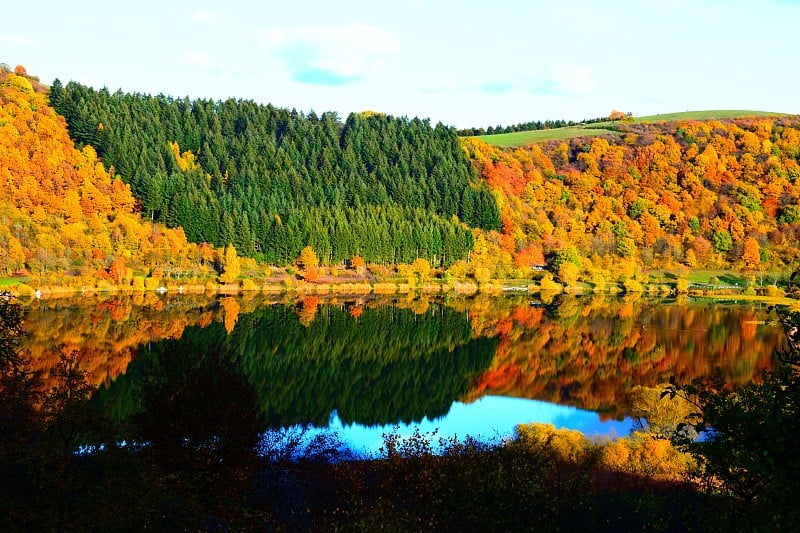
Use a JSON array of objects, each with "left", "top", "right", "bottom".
[{"left": 20, "top": 292, "right": 783, "bottom": 455}]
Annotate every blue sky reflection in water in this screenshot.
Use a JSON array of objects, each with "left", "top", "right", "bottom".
[
  {"left": 20, "top": 297, "right": 782, "bottom": 459},
  {"left": 323, "top": 396, "right": 632, "bottom": 456}
]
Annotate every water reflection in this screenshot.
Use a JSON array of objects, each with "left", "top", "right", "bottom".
[
  {"left": 329, "top": 397, "right": 633, "bottom": 455},
  {"left": 18, "top": 293, "right": 783, "bottom": 451}
]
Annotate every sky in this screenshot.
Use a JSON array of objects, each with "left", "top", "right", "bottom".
[
  {"left": 323, "top": 396, "right": 632, "bottom": 456},
  {"left": 3, "top": 0, "right": 799, "bottom": 128}
]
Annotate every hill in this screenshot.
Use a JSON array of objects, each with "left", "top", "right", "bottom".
[
  {"left": 477, "top": 110, "right": 791, "bottom": 147},
  {"left": 633, "top": 109, "right": 786, "bottom": 123},
  {"left": 6, "top": 62, "right": 800, "bottom": 288},
  {"left": 50, "top": 82, "right": 501, "bottom": 267},
  {"left": 0, "top": 68, "right": 210, "bottom": 289},
  {"left": 475, "top": 125, "right": 618, "bottom": 147},
  {"left": 461, "top": 114, "right": 800, "bottom": 280}
]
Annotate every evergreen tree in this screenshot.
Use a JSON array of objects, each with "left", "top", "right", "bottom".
[{"left": 50, "top": 83, "right": 501, "bottom": 266}]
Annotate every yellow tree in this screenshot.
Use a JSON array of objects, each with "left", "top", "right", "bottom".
[
  {"left": 742, "top": 237, "right": 760, "bottom": 269},
  {"left": 557, "top": 262, "right": 581, "bottom": 288},
  {"left": 297, "top": 246, "right": 319, "bottom": 270},
  {"left": 6, "top": 236, "right": 26, "bottom": 273},
  {"left": 219, "top": 244, "right": 240, "bottom": 284},
  {"left": 684, "top": 249, "right": 698, "bottom": 268},
  {"left": 412, "top": 257, "right": 431, "bottom": 282},
  {"left": 473, "top": 266, "right": 492, "bottom": 284},
  {"left": 297, "top": 246, "right": 319, "bottom": 282}
]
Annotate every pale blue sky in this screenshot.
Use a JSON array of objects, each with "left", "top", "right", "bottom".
[
  {"left": 3, "top": 0, "right": 798, "bottom": 128},
  {"left": 324, "top": 396, "right": 631, "bottom": 456}
]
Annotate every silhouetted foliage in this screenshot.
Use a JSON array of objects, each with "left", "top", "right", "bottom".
[{"left": 664, "top": 307, "right": 800, "bottom": 527}]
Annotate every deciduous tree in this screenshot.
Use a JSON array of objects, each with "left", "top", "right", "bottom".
[{"left": 219, "top": 244, "right": 240, "bottom": 284}]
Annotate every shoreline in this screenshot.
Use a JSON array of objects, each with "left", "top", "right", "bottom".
[{"left": 5, "top": 279, "right": 798, "bottom": 309}]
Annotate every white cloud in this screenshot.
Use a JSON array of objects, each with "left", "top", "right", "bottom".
[
  {"left": 183, "top": 50, "right": 214, "bottom": 68},
  {"left": 191, "top": 11, "right": 219, "bottom": 23},
  {"left": 0, "top": 33, "right": 43, "bottom": 45},
  {"left": 259, "top": 24, "right": 399, "bottom": 84},
  {"left": 548, "top": 64, "right": 593, "bottom": 95}
]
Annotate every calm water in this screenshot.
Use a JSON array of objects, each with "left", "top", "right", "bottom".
[{"left": 21, "top": 293, "right": 783, "bottom": 454}]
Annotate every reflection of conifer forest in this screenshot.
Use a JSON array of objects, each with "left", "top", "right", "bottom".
[
  {"left": 100, "top": 304, "right": 498, "bottom": 427},
  {"left": 4, "top": 294, "right": 794, "bottom": 530},
  {"left": 18, "top": 295, "right": 782, "bottom": 425}
]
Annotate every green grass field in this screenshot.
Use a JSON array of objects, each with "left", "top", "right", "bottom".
[
  {"left": 652, "top": 269, "right": 787, "bottom": 287},
  {"left": 476, "top": 126, "right": 618, "bottom": 147},
  {"left": 634, "top": 109, "right": 786, "bottom": 123},
  {"left": 475, "top": 110, "right": 792, "bottom": 147},
  {"left": 0, "top": 277, "right": 27, "bottom": 288}
]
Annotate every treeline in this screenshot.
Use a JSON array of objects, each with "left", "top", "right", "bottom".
[
  {"left": 258, "top": 205, "right": 474, "bottom": 265},
  {"left": 457, "top": 115, "right": 610, "bottom": 137},
  {"left": 50, "top": 82, "right": 501, "bottom": 266}
]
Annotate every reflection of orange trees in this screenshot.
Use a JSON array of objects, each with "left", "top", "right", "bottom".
[
  {"left": 297, "top": 296, "right": 320, "bottom": 327},
  {"left": 220, "top": 297, "right": 240, "bottom": 333},
  {"left": 17, "top": 294, "right": 786, "bottom": 423},
  {"left": 464, "top": 299, "right": 782, "bottom": 417},
  {"left": 18, "top": 294, "right": 273, "bottom": 393}
]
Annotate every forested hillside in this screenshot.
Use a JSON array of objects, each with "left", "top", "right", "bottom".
[
  {"left": 6, "top": 62, "right": 800, "bottom": 288},
  {"left": 50, "top": 81, "right": 500, "bottom": 266},
  {"left": 463, "top": 117, "right": 800, "bottom": 281},
  {"left": 0, "top": 69, "right": 204, "bottom": 284}
]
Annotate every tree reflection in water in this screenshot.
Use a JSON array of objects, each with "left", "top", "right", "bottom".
[{"left": 1, "top": 293, "right": 788, "bottom": 530}]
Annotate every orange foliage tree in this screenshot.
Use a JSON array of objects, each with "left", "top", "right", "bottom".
[
  {"left": 0, "top": 70, "right": 200, "bottom": 286},
  {"left": 464, "top": 115, "right": 800, "bottom": 272}
]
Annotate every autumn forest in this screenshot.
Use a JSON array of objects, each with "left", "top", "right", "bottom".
[
  {"left": 3, "top": 61, "right": 800, "bottom": 530},
  {"left": 3, "top": 63, "right": 800, "bottom": 295}
]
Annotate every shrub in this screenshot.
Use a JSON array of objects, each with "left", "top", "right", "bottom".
[
  {"left": 11, "top": 283, "right": 35, "bottom": 298},
  {"left": 766, "top": 284, "right": 784, "bottom": 297},
  {"left": 675, "top": 278, "right": 690, "bottom": 294},
  {"left": 623, "top": 278, "right": 643, "bottom": 293},
  {"left": 514, "top": 423, "right": 589, "bottom": 463},
  {"left": 590, "top": 269, "right": 606, "bottom": 292},
  {"left": 598, "top": 433, "right": 697, "bottom": 479},
  {"left": 473, "top": 267, "right": 492, "bottom": 284},
  {"left": 539, "top": 273, "right": 563, "bottom": 292},
  {"left": 446, "top": 260, "right": 469, "bottom": 280}
]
